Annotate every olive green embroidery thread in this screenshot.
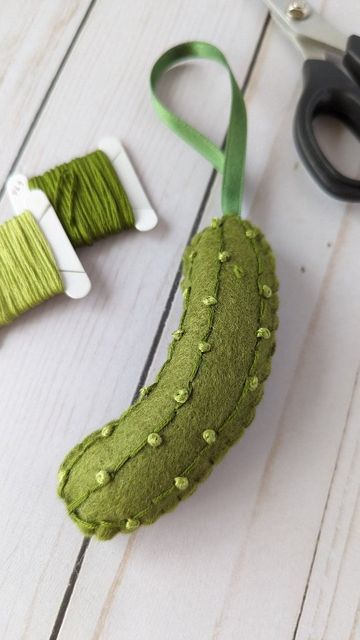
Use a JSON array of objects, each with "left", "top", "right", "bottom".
[{"left": 29, "top": 150, "right": 135, "bottom": 247}]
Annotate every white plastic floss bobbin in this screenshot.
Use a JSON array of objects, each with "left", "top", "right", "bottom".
[
  {"left": 6, "top": 138, "right": 157, "bottom": 299},
  {"left": 6, "top": 175, "right": 91, "bottom": 299},
  {"left": 98, "top": 137, "right": 158, "bottom": 232}
]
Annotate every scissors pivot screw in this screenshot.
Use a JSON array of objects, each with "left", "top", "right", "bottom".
[{"left": 286, "top": 1, "right": 311, "bottom": 21}]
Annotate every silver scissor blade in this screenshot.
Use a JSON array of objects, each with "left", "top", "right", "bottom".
[{"left": 264, "top": 0, "right": 348, "bottom": 59}]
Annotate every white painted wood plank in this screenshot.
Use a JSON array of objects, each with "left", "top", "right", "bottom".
[
  {"left": 0, "top": 0, "right": 93, "bottom": 186},
  {"left": 0, "top": 2, "right": 267, "bottom": 638},
  {"left": 211, "top": 208, "right": 360, "bottom": 640},
  {"left": 295, "top": 372, "right": 360, "bottom": 640},
  {"left": 58, "top": 1, "right": 360, "bottom": 639}
]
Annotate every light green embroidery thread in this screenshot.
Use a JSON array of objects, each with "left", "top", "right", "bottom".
[{"left": 0, "top": 212, "right": 64, "bottom": 326}]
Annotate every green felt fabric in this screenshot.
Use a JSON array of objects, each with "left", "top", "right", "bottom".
[{"left": 58, "top": 215, "right": 279, "bottom": 539}]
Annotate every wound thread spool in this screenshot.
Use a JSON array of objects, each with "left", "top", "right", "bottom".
[
  {"left": 0, "top": 211, "right": 64, "bottom": 326},
  {"left": 1, "top": 149, "right": 137, "bottom": 325},
  {"left": 29, "top": 150, "right": 135, "bottom": 247}
]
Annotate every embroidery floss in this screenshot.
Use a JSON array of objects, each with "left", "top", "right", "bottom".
[
  {"left": 0, "top": 212, "right": 64, "bottom": 326},
  {"left": 29, "top": 149, "right": 135, "bottom": 247},
  {"left": 0, "top": 149, "right": 135, "bottom": 325}
]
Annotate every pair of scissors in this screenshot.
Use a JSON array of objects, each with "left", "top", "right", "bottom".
[{"left": 263, "top": 0, "right": 360, "bottom": 201}]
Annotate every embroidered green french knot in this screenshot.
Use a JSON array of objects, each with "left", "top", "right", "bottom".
[
  {"left": 202, "top": 429, "right": 217, "bottom": 444},
  {"left": 101, "top": 423, "right": 115, "bottom": 438},
  {"left": 211, "top": 217, "right": 222, "bottom": 229},
  {"left": 218, "top": 250, "right": 230, "bottom": 263},
  {"left": 262, "top": 284, "right": 272, "bottom": 298},
  {"left": 174, "top": 476, "right": 189, "bottom": 491},
  {"left": 245, "top": 228, "right": 257, "bottom": 239},
  {"left": 198, "top": 341, "right": 211, "bottom": 353},
  {"left": 249, "top": 376, "right": 259, "bottom": 391},
  {"left": 95, "top": 470, "right": 111, "bottom": 486},
  {"left": 202, "top": 295, "right": 217, "bottom": 306},
  {"left": 126, "top": 518, "right": 140, "bottom": 531},
  {"left": 257, "top": 327, "right": 271, "bottom": 339},
  {"left": 172, "top": 329, "right": 184, "bottom": 341},
  {"left": 174, "top": 388, "right": 189, "bottom": 404},
  {"left": 147, "top": 433, "right": 162, "bottom": 448}
]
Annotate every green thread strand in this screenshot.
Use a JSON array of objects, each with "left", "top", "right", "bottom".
[
  {"left": 0, "top": 212, "right": 64, "bottom": 326},
  {"left": 29, "top": 150, "right": 135, "bottom": 247}
]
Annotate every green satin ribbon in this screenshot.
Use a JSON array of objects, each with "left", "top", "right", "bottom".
[{"left": 150, "top": 41, "right": 247, "bottom": 216}]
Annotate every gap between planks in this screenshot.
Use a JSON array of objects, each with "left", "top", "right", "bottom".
[{"left": 47, "top": 12, "right": 271, "bottom": 640}]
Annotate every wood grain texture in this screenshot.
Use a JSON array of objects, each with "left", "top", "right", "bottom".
[
  {"left": 56, "top": 1, "right": 360, "bottom": 639},
  {"left": 1, "top": 0, "right": 360, "bottom": 638},
  {"left": 295, "top": 363, "right": 360, "bottom": 640},
  {"left": 0, "top": 1, "right": 267, "bottom": 638},
  {"left": 0, "top": 0, "right": 94, "bottom": 187}
]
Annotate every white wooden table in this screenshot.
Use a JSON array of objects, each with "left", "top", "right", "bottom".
[{"left": 1, "top": 1, "right": 359, "bottom": 638}]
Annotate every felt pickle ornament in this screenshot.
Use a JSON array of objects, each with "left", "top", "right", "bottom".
[{"left": 58, "top": 42, "right": 279, "bottom": 539}]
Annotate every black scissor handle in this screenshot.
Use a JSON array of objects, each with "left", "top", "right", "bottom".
[{"left": 294, "top": 35, "right": 360, "bottom": 201}]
